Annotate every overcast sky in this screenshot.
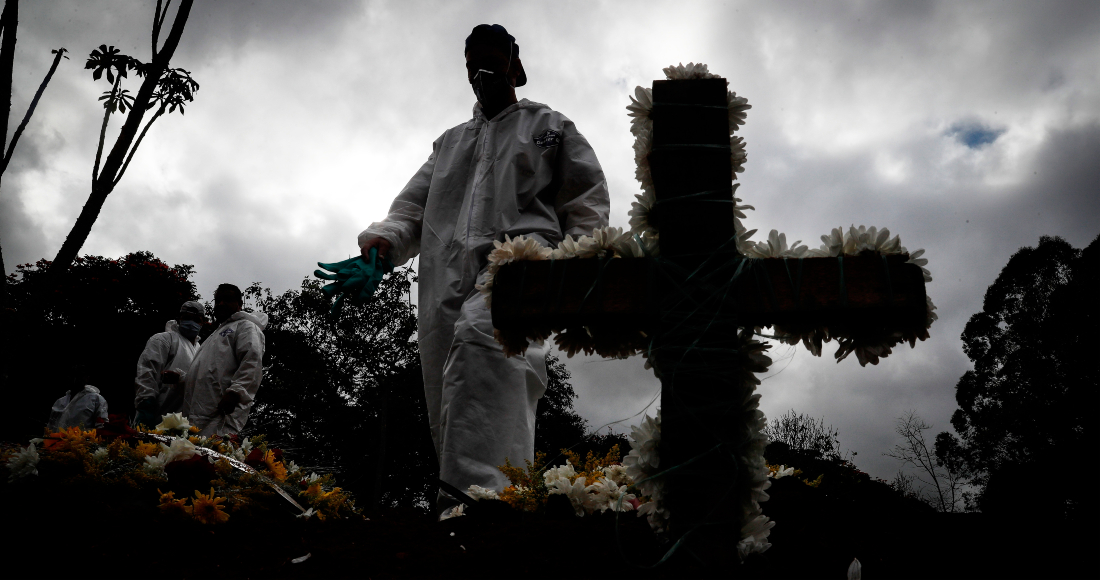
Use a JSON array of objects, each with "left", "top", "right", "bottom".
[{"left": 3, "top": 0, "right": 1098, "bottom": 482}]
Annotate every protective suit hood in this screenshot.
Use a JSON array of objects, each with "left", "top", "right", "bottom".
[
  {"left": 226, "top": 310, "right": 268, "bottom": 330},
  {"left": 470, "top": 98, "right": 547, "bottom": 124}
]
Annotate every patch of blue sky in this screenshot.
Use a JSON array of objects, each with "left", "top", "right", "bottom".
[{"left": 946, "top": 121, "right": 1006, "bottom": 149}]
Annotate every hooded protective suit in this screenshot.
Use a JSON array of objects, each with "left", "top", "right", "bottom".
[
  {"left": 47, "top": 385, "right": 108, "bottom": 431},
  {"left": 181, "top": 311, "right": 268, "bottom": 436},
  {"left": 134, "top": 320, "right": 198, "bottom": 416},
  {"left": 359, "top": 99, "right": 609, "bottom": 498}
]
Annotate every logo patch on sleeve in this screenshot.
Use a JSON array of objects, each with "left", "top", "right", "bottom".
[{"left": 533, "top": 129, "right": 561, "bottom": 149}]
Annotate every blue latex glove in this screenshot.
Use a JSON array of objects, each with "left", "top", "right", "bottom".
[{"left": 314, "top": 247, "right": 394, "bottom": 313}]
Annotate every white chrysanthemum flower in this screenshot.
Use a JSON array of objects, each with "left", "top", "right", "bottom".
[
  {"left": 307, "top": 472, "right": 322, "bottom": 483},
  {"left": 159, "top": 438, "right": 197, "bottom": 464},
  {"left": 926, "top": 295, "right": 938, "bottom": 328},
  {"left": 296, "top": 507, "right": 317, "bottom": 519},
  {"left": 155, "top": 412, "right": 190, "bottom": 432},
  {"left": 6, "top": 443, "right": 40, "bottom": 482},
  {"left": 576, "top": 226, "right": 624, "bottom": 259},
  {"left": 92, "top": 447, "right": 109, "bottom": 462},
  {"left": 486, "top": 235, "right": 552, "bottom": 274},
  {"left": 626, "top": 86, "right": 654, "bottom": 136},
  {"left": 735, "top": 220, "right": 759, "bottom": 255},
  {"left": 439, "top": 504, "right": 466, "bottom": 520},
  {"left": 550, "top": 235, "right": 582, "bottom": 260},
  {"left": 848, "top": 558, "right": 862, "bottom": 580},
  {"left": 732, "top": 183, "right": 754, "bottom": 222},
  {"left": 623, "top": 410, "right": 662, "bottom": 500},
  {"left": 731, "top": 135, "right": 748, "bottom": 177},
  {"left": 907, "top": 248, "right": 932, "bottom": 282},
  {"left": 808, "top": 227, "right": 845, "bottom": 257},
  {"left": 586, "top": 476, "right": 637, "bottom": 513},
  {"left": 633, "top": 128, "right": 653, "bottom": 186},
  {"left": 466, "top": 485, "right": 500, "bottom": 501},
  {"left": 663, "top": 62, "right": 718, "bottom": 80},
  {"left": 727, "top": 90, "right": 751, "bottom": 130},
  {"left": 610, "top": 232, "right": 648, "bottom": 258},
  {"left": 637, "top": 499, "right": 670, "bottom": 532},
  {"left": 770, "top": 465, "right": 796, "bottom": 479},
  {"left": 479, "top": 235, "right": 552, "bottom": 307},
  {"left": 543, "top": 461, "right": 577, "bottom": 485},
  {"left": 737, "top": 514, "right": 775, "bottom": 558},
  {"left": 547, "top": 475, "right": 592, "bottom": 517},
  {"left": 143, "top": 453, "right": 169, "bottom": 474},
  {"left": 602, "top": 464, "right": 631, "bottom": 486},
  {"left": 628, "top": 184, "right": 657, "bottom": 237},
  {"left": 747, "top": 229, "right": 809, "bottom": 259},
  {"left": 286, "top": 460, "right": 301, "bottom": 474}
]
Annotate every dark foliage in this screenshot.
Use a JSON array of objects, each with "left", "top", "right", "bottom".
[
  {"left": 763, "top": 409, "right": 844, "bottom": 461},
  {"left": 936, "top": 234, "right": 1099, "bottom": 523},
  {"left": 248, "top": 271, "right": 602, "bottom": 513},
  {"left": 1, "top": 252, "right": 199, "bottom": 440}
]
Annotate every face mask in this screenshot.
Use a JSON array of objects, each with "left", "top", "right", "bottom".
[
  {"left": 471, "top": 68, "right": 513, "bottom": 105},
  {"left": 470, "top": 42, "right": 515, "bottom": 106},
  {"left": 178, "top": 320, "right": 202, "bottom": 339}
]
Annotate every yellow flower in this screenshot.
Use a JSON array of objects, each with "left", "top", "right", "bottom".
[
  {"left": 157, "top": 489, "right": 192, "bottom": 516},
  {"left": 188, "top": 436, "right": 201, "bottom": 444},
  {"left": 188, "top": 425, "right": 201, "bottom": 434},
  {"left": 803, "top": 474, "right": 824, "bottom": 488},
  {"left": 134, "top": 441, "right": 160, "bottom": 457},
  {"left": 301, "top": 483, "right": 323, "bottom": 500},
  {"left": 261, "top": 451, "right": 288, "bottom": 481},
  {"left": 191, "top": 488, "right": 229, "bottom": 524}
]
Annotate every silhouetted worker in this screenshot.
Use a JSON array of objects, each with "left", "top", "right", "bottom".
[
  {"left": 182, "top": 284, "right": 267, "bottom": 436},
  {"left": 133, "top": 300, "right": 205, "bottom": 427},
  {"left": 47, "top": 363, "right": 108, "bottom": 432},
  {"left": 358, "top": 24, "right": 609, "bottom": 517}
]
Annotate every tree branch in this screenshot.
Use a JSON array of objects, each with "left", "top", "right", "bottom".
[
  {"left": 151, "top": 0, "right": 162, "bottom": 58},
  {"left": 0, "top": 0, "right": 17, "bottom": 157},
  {"left": 92, "top": 76, "right": 119, "bottom": 184},
  {"left": 1, "top": 47, "right": 66, "bottom": 176}
]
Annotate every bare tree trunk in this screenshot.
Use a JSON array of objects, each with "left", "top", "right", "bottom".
[
  {"left": 0, "top": 0, "right": 18, "bottom": 278},
  {"left": 48, "top": 0, "right": 193, "bottom": 277}
]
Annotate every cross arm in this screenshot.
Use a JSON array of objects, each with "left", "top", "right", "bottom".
[{"left": 490, "top": 253, "right": 927, "bottom": 335}]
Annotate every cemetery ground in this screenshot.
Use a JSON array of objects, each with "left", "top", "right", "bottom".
[{"left": 4, "top": 444, "right": 1093, "bottom": 580}]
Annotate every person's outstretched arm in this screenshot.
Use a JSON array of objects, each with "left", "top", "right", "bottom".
[{"left": 357, "top": 139, "right": 440, "bottom": 266}]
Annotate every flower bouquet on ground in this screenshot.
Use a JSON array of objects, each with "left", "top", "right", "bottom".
[{"left": 1, "top": 413, "right": 361, "bottom": 526}]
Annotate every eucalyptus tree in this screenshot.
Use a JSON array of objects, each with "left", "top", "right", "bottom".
[{"left": 49, "top": 0, "right": 198, "bottom": 277}]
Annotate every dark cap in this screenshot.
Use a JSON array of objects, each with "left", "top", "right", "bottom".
[{"left": 465, "top": 24, "right": 526, "bottom": 87}]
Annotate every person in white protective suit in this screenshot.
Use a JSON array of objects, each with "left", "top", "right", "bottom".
[
  {"left": 182, "top": 284, "right": 267, "bottom": 436},
  {"left": 47, "top": 363, "right": 108, "bottom": 431},
  {"left": 358, "top": 24, "right": 609, "bottom": 516},
  {"left": 133, "top": 300, "right": 205, "bottom": 427}
]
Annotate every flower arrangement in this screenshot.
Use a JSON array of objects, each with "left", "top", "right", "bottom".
[
  {"left": 1, "top": 414, "right": 360, "bottom": 524},
  {"left": 453, "top": 445, "right": 653, "bottom": 523}
]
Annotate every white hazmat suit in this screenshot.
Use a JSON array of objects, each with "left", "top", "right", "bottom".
[
  {"left": 47, "top": 385, "right": 108, "bottom": 431},
  {"left": 359, "top": 99, "right": 609, "bottom": 500},
  {"left": 134, "top": 320, "right": 198, "bottom": 414},
  {"left": 182, "top": 311, "right": 267, "bottom": 436}
]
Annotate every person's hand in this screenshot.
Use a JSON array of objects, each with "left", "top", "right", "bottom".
[
  {"left": 161, "top": 370, "right": 181, "bottom": 384},
  {"left": 217, "top": 390, "right": 242, "bottom": 416},
  {"left": 360, "top": 237, "right": 392, "bottom": 261}
]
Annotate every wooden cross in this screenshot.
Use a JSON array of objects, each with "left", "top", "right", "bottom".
[{"left": 491, "top": 78, "right": 927, "bottom": 562}]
